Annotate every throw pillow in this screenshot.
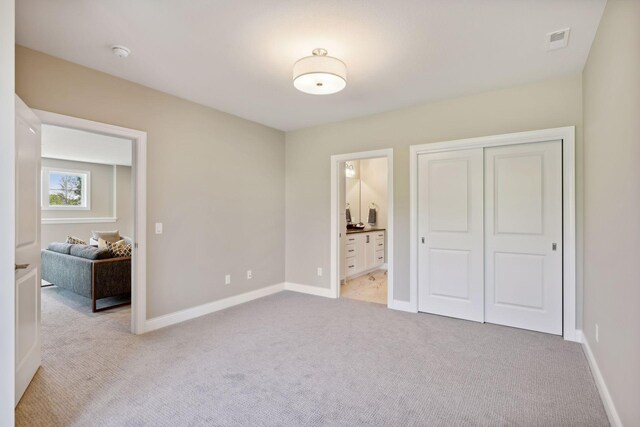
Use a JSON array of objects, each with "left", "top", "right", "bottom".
[
  {"left": 106, "top": 240, "right": 132, "bottom": 257},
  {"left": 97, "top": 238, "right": 109, "bottom": 250},
  {"left": 91, "top": 230, "right": 121, "bottom": 243},
  {"left": 66, "top": 235, "right": 86, "bottom": 245}
]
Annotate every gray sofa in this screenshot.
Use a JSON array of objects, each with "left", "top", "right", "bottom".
[{"left": 41, "top": 242, "right": 131, "bottom": 312}]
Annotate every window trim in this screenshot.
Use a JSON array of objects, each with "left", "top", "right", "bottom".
[{"left": 42, "top": 167, "right": 91, "bottom": 210}]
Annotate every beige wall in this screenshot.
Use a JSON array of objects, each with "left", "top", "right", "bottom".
[
  {"left": 286, "top": 75, "right": 584, "bottom": 314},
  {"left": 582, "top": 0, "right": 640, "bottom": 424},
  {"left": 16, "top": 46, "right": 286, "bottom": 319},
  {"left": 41, "top": 158, "right": 133, "bottom": 248}
]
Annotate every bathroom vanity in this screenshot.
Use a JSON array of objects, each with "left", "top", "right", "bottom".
[{"left": 344, "top": 228, "right": 385, "bottom": 278}]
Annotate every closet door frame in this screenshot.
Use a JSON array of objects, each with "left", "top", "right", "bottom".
[{"left": 409, "top": 126, "right": 577, "bottom": 342}]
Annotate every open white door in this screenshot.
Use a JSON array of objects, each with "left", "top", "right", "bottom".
[
  {"left": 484, "top": 140, "right": 563, "bottom": 335},
  {"left": 14, "top": 96, "right": 41, "bottom": 405},
  {"left": 417, "top": 149, "right": 484, "bottom": 322}
]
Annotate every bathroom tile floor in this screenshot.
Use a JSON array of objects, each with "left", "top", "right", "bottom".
[{"left": 340, "top": 269, "right": 387, "bottom": 305}]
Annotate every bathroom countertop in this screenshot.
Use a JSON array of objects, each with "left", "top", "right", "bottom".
[{"left": 345, "top": 227, "right": 386, "bottom": 235}]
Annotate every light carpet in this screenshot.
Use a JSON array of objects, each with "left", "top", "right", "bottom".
[{"left": 16, "top": 286, "right": 609, "bottom": 426}]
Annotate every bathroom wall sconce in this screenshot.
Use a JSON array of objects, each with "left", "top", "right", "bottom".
[{"left": 345, "top": 163, "right": 356, "bottom": 178}]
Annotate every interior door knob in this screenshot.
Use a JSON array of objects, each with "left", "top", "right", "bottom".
[{"left": 15, "top": 263, "right": 29, "bottom": 270}]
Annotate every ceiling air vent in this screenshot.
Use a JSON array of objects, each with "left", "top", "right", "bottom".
[{"left": 546, "top": 28, "right": 570, "bottom": 51}]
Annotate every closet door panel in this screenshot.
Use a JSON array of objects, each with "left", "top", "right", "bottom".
[
  {"left": 417, "top": 149, "right": 484, "bottom": 322},
  {"left": 484, "top": 140, "right": 563, "bottom": 335}
]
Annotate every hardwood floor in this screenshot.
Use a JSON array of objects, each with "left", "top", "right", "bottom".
[{"left": 340, "top": 269, "right": 387, "bottom": 305}]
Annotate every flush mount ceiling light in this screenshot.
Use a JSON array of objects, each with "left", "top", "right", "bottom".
[
  {"left": 111, "top": 45, "right": 131, "bottom": 58},
  {"left": 293, "top": 48, "right": 347, "bottom": 95}
]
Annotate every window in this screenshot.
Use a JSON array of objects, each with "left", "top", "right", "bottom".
[{"left": 42, "top": 168, "right": 90, "bottom": 210}]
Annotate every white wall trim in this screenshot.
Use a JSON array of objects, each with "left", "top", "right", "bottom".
[
  {"left": 33, "top": 109, "right": 148, "bottom": 335},
  {"left": 581, "top": 332, "right": 623, "bottom": 427},
  {"left": 284, "top": 282, "right": 334, "bottom": 298},
  {"left": 41, "top": 217, "right": 118, "bottom": 225},
  {"left": 0, "top": 0, "right": 15, "bottom": 419},
  {"left": 112, "top": 165, "right": 118, "bottom": 222},
  {"left": 330, "top": 149, "right": 395, "bottom": 308},
  {"left": 389, "top": 299, "right": 418, "bottom": 313},
  {"left": 409, "top": 126, "right": 578, "bottom": 341},
  {"left": 144, "top": 281, "right": 345, "bottom": 333},
  {"left": 145, "top": 283, "right": 285, "bottom": 332}
]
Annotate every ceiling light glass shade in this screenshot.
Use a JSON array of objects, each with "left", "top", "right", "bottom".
[{"left": 293, "top": 49, "right": 347, "bottom": 95}]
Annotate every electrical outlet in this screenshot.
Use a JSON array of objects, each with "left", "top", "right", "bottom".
[
  {"left": 595, "top": 324, "right": 599, "bottom": 343},
  {"left": 247, "top": 270, "right": 252, "bottom": 280},
  {"left": 225, "top": 274, "right": 231, "bottom": 285},
  {"left": 317, "top": 267, "right": 323, "bottom": 277}
]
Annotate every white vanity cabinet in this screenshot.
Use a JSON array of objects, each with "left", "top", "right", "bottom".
[{"left": 344, "top": 229, "right": 385, "bottom": 278}]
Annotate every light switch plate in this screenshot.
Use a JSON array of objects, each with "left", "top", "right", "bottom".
[
  {"left": 317, "top": 267, "right": 323, "bottom": 277},
  {"left": 225, "top": 274, "right": 231, "bottom": 285},
  {"left": 155, "top": 222, "right": 163, "bottom": 234}
]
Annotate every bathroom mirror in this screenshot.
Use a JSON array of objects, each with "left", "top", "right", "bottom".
[
  {"left": 344, "top": 157, "right": 388, "bottom": 227},
  {"left": 345, "top": 176, "right": 361, "bottom": 223}
]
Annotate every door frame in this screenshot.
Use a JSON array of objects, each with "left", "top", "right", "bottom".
[
  {"left": 33, "top": 110, "right": 148, "bottom": 335},
  {"left": 330, "top": 149, "right": 395, "bottom": 307},
  {"left": 409, "top": 126, "right": 578, "bottom": 341},
  {"left": 0, "top": 0, "right": 15, "bottom": 422}
]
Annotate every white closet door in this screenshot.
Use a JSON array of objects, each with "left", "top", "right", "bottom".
[
  {"left": 418, "top": 149, "right": 484, "bottom": 322},
  {"left": 484, "top": 141, "right": 563, "bottom": 335}
]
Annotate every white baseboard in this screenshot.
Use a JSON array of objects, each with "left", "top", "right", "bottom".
[
  {"left": 284, "top": 282, "right": 335, "bottom": 298},
  {"left": 144, "top": 283, "right": 285, "bottom": 332},
  {"left": 563, "top": 330, "right": 582, "bottom": 343},
  {"left": 581, "top": 331, "right": 623, "bottom": 427},
  {"left": 388, "top": 299, "right": 418, "bottom": 313}
]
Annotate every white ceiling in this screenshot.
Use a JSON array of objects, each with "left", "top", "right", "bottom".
[
  {"left": 42, "top": 125, "right": 132, "bottom": 166},
  {"left": 17, "top": 0, "right": 605, "bottom": 131}
]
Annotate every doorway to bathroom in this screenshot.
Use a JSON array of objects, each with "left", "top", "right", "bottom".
[{"left": 330, "top": 149, "right": 394, "bottom": 307}]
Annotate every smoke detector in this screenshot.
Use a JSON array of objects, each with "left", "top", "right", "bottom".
[
  {"left": 546, "top": 28, "right": 570, "bottom": 51},
  {"left": 111, "top": 45, "right": 131, "bottom": 58}
]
